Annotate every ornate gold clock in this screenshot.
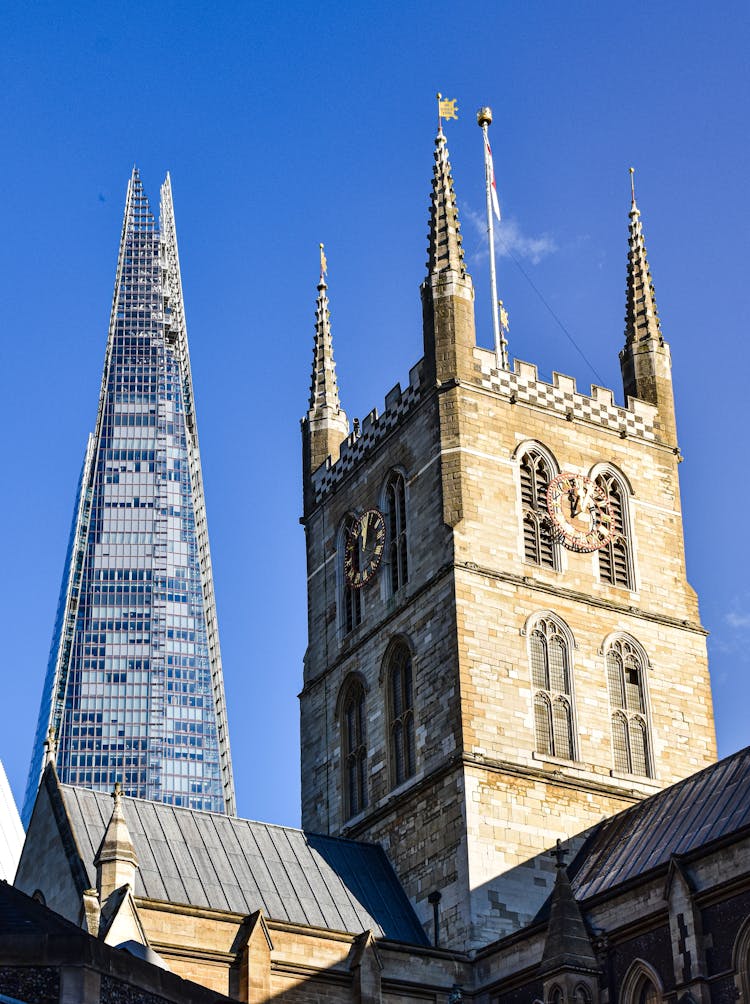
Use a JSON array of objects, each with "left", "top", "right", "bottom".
[
  {"left": 546, "top": 473, "right": 614, "bottom": 553},
  {"left": 344, "top": 509, "right": 386, "bottom": 588}
]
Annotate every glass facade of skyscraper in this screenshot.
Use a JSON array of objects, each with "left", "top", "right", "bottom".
[{"left": 23, "top": 171, "right": 234, "bottom": 822}]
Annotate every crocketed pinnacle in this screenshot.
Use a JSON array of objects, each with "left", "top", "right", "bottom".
[
  {"left": 426, "top": 129, "right": 467, "bottom": 278},
  {"left": 94, "top": 783, "right": 138, "bottom": 874},
  {"left": 625, "top": 171, "right": 663, "bottom": 347},
  {"left": 308, "top": 267, "right": 346, "bottom": 422}
]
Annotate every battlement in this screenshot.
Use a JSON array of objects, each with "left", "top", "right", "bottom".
[
  {"left": 309, "top": 349, "right": 660, "bottom": 506},
  {"left": 311, "top": 360, "right": 425, "bottom": 503},
  {"left": 475, "top": 347, "right": 658, "bottom": 441}
]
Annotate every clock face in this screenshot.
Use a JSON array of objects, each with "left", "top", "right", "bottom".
[
  {"left": 546, "top": 473, "right": 614, "bottom": 553},
  {"left": 345, "top": 509, "right": 386, "bottom": 589}
]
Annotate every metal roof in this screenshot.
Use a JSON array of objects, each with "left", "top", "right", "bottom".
[
  {"left": 59, "top": 785, "right": 428, "bottom": 945},
  {"left": 572, "top": 745, "right": 750, "bottom": 900}
]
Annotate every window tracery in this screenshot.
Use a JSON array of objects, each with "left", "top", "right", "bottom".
[
  {"left": 529, "top": 615, "right": 575, "bottom": 760},
  {"left": 605, "top": 636, "right": 652, "bottom": 776},
  {"left": 596, "top": 469, "right": 633, "bottom": 588},
  {"left": 387, "top": 641, "right": 415, "bottom": 787},
  {"left": 340, "top": 677, "right": 367, "bottom": 818},
  {"left": 385, "top": 471, "right": 408, "bottom": 593},
  {"left": 341, "top": 514, "right": 362, "bottom": 633},
  {"left": 520, "top": 448, "right": 557, "bottom": 568}
]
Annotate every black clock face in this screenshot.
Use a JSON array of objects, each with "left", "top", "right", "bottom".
[{"left": 345, "top": 509, "right": 386, "bottom": 589}]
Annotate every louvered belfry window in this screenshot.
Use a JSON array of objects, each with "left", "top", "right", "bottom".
[
  {"left": 386, "top": 472, "right": 409, "bottom": 594},
  {"left": 520, "top": 450, "right": 555, "bottom": 567},
  {"left": 342, "top": 679, "right": 367, "bottom": 818},
  {"left": 597, "top": 471, "right": 632, "bottom": 588},
  {"left": 606, "top": 637, "right": 651, "bottom": 776},
  {"left": 529, "top": 617, "right": 574, "bottom": 759},
  {"left": 388, "top": 642, "right": 415, "bottom": 786},
  {"left": 343, "top": 515, "right": 362, "bottom": 633}
]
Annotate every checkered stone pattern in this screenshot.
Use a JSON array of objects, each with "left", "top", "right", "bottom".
[
  {"left": 477, "top": 359, "right": 656, "bottom": 441},
  {"left": 312, "top": 368, "right": 424, "bottom": 503}
]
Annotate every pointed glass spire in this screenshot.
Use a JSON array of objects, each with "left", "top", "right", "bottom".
[
  {"left": 308, "top": 244, "right": 346, "bottom": 424},
  {"left": 625, "top": 168, "right": 663, "bottom": 347},
  {"left": 23, "top": 171, "right": 235, "bottom": 821},
  {"left": 426, "top": 130, "right": 467, "bottom": 278}
]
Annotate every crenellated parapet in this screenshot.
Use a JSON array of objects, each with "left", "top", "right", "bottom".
[
  {"left": 310, "top": 360, "right": 425, "bottom": 503},
  {"left": 475, "top": 347, "right": 658, "bottom": 441}
]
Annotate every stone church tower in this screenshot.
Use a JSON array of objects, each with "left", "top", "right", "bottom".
[{"left": 299, "top": 131, "right": 716, "bottom": 952}]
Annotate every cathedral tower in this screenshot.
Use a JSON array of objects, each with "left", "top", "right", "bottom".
[
  {"left": 24, "top": 170, "right": 235, "bottom": 821},
  {"left": 299, "top": 132, "right": 716, "bottom": 950}
]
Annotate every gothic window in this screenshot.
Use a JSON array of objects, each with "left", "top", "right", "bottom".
[
  {"left": 341, "top": 677, "right": 367, "bottom": 818},
  {"left": 385, "top": 471, "right": 408, "bottom": 593},
  {"left": 529, "top": 616, "right": 575, "bottom": 760},
  {"left": 549, "top": 987, "right": 564, "bottom": 1004},
  {"left": 637, "top": 982, "right": 660, "bottom": 1004},
  {"left": 596, "top": 470, "right": 633, "bottom": 588},
  {"left": 622, "top": 963, "right": 663, "bottom": 1004},
  {"left": 574, "top": 986, "right": 592, "bottom": 1004},
  {"left": 342, "top": 514, "right": 362, "bottom": 633},
  {"left": 732, "top": 916, "right": 750, "bottom": 1001},
  {"left": 520, "top": 449, "right": 556, "bottom": 568},
  {"left": 387, "top": 642, "right": 415, "bottom": 786},
  {"left": 605, "top": 637, "right": 652, "bottom": 777}
]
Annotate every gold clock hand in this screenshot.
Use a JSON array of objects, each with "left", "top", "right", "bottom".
[{"left": 361, "top": 515, "right": 369, "bottom": 553}]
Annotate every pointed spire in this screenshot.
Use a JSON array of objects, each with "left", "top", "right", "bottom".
[
  {"left": 426, "top": 130, "right": 467, "bottom": 278},
  {"left": 95, "top": 783, "right": 139, "bottom": 902},
  {"left": 619, "top": 169, "right": 677, "bottom": 445},
  {"left": 624, "top": 167, "right": 663, "bottom": 348},
  {"left": 308, "top": 244, "right": 346, "bottom": 423},
  {"left": 540, "top": 843, "right": 598, "bottom": 974},
  {"left": 302, "top": 245, "right": 350, "bottom": 490}
]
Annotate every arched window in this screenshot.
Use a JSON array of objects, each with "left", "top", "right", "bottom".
[
  {"left": 605, "top": 636, "right": 652, "bottom": 776},
  {"left": 520, "top": 449, "right": 556, "bottom": 568},
  {"left": 529, "top": 616, "right": 575, "bottom": 760},
  {"left": 342, "top": 514, "right": 362, "bottom": 633},
  {"left": 341, "top": 678, "right": 367, "bottom": 818},
  {"left": 387, "top": 642, "right": 415, "bottom": 786},
  {"left": 596, "top": 469, "right": 633, "bottom": 588},
  {"left": 636, "top": 980, "right": 660, "bottom": 1004},
  {"left": 732, "top": 916, "right": 750, "bottom": 1001},
  {"left": 385, "top": 471, "right": 408, "bottom": 593},
  {"left": 574, "top": 985, "right": 592, "bottom": 1004},
  {"left": 622, "top": 962, "right": 663, "bottom": 1004},
  {"left": 549, "top": 986, "right": 564, "bottom": 1004}
]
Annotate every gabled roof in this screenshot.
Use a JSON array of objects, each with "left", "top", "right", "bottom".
[
  {"left": 58, "top": 784, "right": 428, "bottom": 945},
  {"left": 571, "top": 745, "right": 750, "bottom": 900}
]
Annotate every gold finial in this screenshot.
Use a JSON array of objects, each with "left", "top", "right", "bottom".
[
  {"left": 319, "top": 242, "right": 327, "bottom": 281},
  {"left": 629, "top": 166, "right": 636, "bottom": 204}
]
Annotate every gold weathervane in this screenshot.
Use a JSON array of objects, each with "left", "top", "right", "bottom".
[
  {"left": 499, "top": 300, "right": 509, "bottom": 333},
  {"left": 437, "top": 92, "right": 458, "bottom": 125},
  {"left": 319, "top": 242, "right": 327, "bottom": 278}
]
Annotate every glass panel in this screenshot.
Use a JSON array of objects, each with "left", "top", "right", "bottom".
[
  {"left": 612, "top": 713, "right": 630, "bottom": 773},
  {"left": 553, "top": 698, "right": 573, "bottom": 760},
  {"left": 534, "top": 694, "right": 552, "bottom": 755}
]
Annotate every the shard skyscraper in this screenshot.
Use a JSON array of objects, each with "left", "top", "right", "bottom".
[{"left": 23, "top": 170, "right": 235, "bottom": 822}]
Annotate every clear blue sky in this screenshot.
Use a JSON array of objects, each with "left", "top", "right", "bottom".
[{"left": 1, "top": 1, "right": 748, "bottom": 826}]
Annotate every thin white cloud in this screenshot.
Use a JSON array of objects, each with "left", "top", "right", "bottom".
[
  {"left": 726, "top": 611, "right": 750, "bottom": 630},
  {"left": 464, "top": 208, "right": 558, "bottom": 266}
]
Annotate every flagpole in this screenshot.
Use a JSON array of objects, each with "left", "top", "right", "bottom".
[{"left": 477, "top": 106, "right": 508, "bottom": 370}]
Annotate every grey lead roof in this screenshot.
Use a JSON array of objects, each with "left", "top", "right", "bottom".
[
  {"left": 571, "top": 745, "right": 750, "bottom": 901},
  {"left": 59, "top": 784, "right": 428, "bottom": 945}
]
